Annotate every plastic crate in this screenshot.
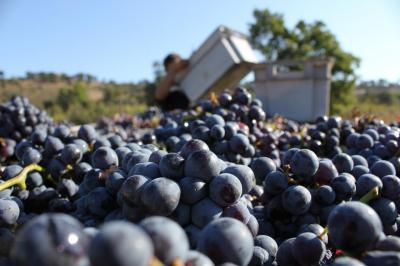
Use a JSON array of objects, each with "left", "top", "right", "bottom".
[
  {"left": 177, "top": 25, "right": 258, "bottom": 104},
  {"left": 252, "top": 58, "right": 335, "bottom": 122}
]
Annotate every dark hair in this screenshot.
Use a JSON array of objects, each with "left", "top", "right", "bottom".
[{"left": 163, "top": 53, "right": 180, "bottom": 70}]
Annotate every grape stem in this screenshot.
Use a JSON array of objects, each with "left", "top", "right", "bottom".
[
  {"left": 0, "top": 164, "right": 43, "bottom": 191},
  {"left": 318, "top": 226, "right": 329, "bottom": 240},
  {"left": 359, "top": 186, "right": 379, "bottom": 204}
]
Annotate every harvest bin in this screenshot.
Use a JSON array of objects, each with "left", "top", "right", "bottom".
[
  {"left": 253, "top": 58, "right": 335, "bottom": 122},
  {"left": 177, "top": 25, "right": 258, "bottom": 104}
]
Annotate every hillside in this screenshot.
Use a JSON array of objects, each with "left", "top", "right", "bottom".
[{"left": 0, "top": 73, "right": 151, "bottom": 124}]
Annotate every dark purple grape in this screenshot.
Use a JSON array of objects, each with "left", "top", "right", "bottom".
[
  {"left": 223, "top": 201, "right": 251, "bottom": 223},
  {"left": 290, "top": 149, "right": 319, "bottom": 178},
  {"left": 371, "top": 160, "right": 396, "bottom": 178},
  {"left": 86, "top": 187, "right": 116, "bottom": 218},
  {"left": 0, "top": 199, "right": 19, "bottom": 227},
  {"left": 315, "top": 185, "right": 336, "bottom": 205},
  {"left": 313, "top": 158, "right": 338, "bottom": 185},
  {"left": 130, "top": 162, "right": 160, "bottom": 179},
  {"left": 330, "top": 173, "right": 356, "bottom": 201},
  {"left": 178, "top": 176, "right": 207, "bottom": 205},
  {"left": 179, "top": 139, "right": 209, "bottom": 159},
  {"left": 140, "top": 216, "right": 189, "bottom": 265},
  {"left": 292, "top": 232, "right": 326, "bottom": 266},
  {"left": 185, "top": 150, "right": 220, "bottom": 182},
  {"left": 159, "top": 153, "right": 185, "bottom": 180},
  {"left": 60, "top": 144, "right": 82, "bottom": 165},
  {"left": 11, "top": 213, "right": 89, "bottom": 266},
  {"left": 355, "top": 173, "right": 383, "bottom": 197},
  {"left": 222, "top": 165, "right": 255, "bottom": 194},
  {"left": 370, "top": 197, "right": 397, "bottom": 226},
  {"left": 282, "top": 185, "right": 312, "bottom": 216},
  {"left": 382, "top": 175, "right": 400, "bottom": 200},
  {"left": 185, "top": 250, "right": 214, "bottom": 266},
  {"left": 197, "top": 217, "right": 254, "bottom": 266},
  {"left": 351, "top": 165, "right": 370, "bottom": 179},
  {"left": 89, "top": 221, "right": 153, "bottom": 266},
  {"left": 263, "top": 170, "right": 288, "bottom": 195},
  {"left": 361, "top": 251, "right": 400, "bottom": 265},
  {"left": 248, "top": 246, "right": 269, "bottom": 266},
  {"left": 120, "top": 175, "right": 149, "bottom": 206},
  {"left": 276, "top": 238, "right": 299, "bottom": 266},
  {"left": 77, "top": 124, "right": 97, "bottom": 143},
  {"left": 191, "top": 198, "right": 222, "bottom": 228},
  {"left": 141, "top": 177, "right": 180, "bottom": 216},
  {"left": 250, "top": 157, "right": 276, "bottom": 184},
  {"left": 331, "top": 257, "right": 365, "bottom": 266},
  {"left": 332, "top": 153, "right": 354, "bottom": 173},
  {"left": 209, "top": 173, "right": 242, "bottom": 207},
  {"left": 91, "top": 147, "right": 118, "bottom": 170},
  {"left": 328, "top": 201, "right": 383, "bottom": 255}
]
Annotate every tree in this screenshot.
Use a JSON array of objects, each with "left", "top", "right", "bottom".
[{"left": 249, "top": 8, "right": 360, "bottom": 113}]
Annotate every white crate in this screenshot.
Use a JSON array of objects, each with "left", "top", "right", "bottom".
[
  {"left": 253, "top": 59, "right": 335, "bottom": 122},
  {"left": 177, "top": 25, "right": 258, "bottom": 104}
]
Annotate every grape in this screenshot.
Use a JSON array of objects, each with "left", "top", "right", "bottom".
[
  {"left": 352, "top": 154, "right": 369, "bottom": 167},
  {"left": 361, "top": 251, "right": 400, "bottom": 265},
  {"left": 89, "top": 221, "right": 153, "bottom": 266},
  {"left": 120, "top": 174, "right": 149, "bottom": 206},
  {"left": 129, "top": 162, "right": 160, "bottom": 179},
  {"left": 197, "top": 218, "right": 254, "bottom": 266},
  {"left": 140, "top": 216, "right": 189, "bottom": 265},
  {"left": 355, "top": 173, "right": 383, "bottom": 197},
  {"left": 0, "top": 199, "right": 20, "bottom": 227},
  {"left": 248, "top": 246, "right": 269, "bottom": 266},
  {"left": 222, "top": 201, "right": 251, "bottom": 223},
  {"left": 292, "top": 232, "right": 326, "bottom": 266},
  {"left": 276, "top": 238, "right": 299, "bottom": 266},
  {"left": 222, "top": 165, "right": 255, "bottom": 194},
  {"left": 371, "top": 160, "right": 396, "bottom": 178},
  {"left": 382, "top": 175, "right": 400, "bottom": 200},
  {"left": 11, "top": 214, "right": 89, "bottom": 266},
  {"left": 170, "top": 202, "right": 191, "bottom": 226},
  {"left": 148, "top": 149, "right": 167, "bottom": 164},
  {"left": 209, "top": 173, "right": 242, "bottom": 207},
  {"left": 328, "top": 201, "right": 383, "bottom": 254},
  {"left": 105, "top": 170, "right": 126, "bottom": 195},
  {"left": 159, "top": 152, "right": 185, "bottom": 180},
  {"left": 191, "top": 198, "right": 222, "bottom": 228},
  {"left": 290, "top": 149, "right": 319, "bottom": 179},
  {"left": 78, "top": 124, "right": 97, "bottom": 143},
  {"left": 141, "top": 177, "right": 180, "bottom": 216},
  {"left": 332, "top": 153, "right": 354, "bottom": 173},
  {"left": 0, "top": 228, "right": 14, "bottom": 257},
  {"left": 331, "top": 257, "right": 365, "bottom": 266},
  {"left": 330, "top": 173, "right": 356, "bottom": 201},
  {"left": 60, "top": 144, "right": 82, "bottom": 165},
  {"left": 254, "top": 235, "right": 277, "bottom": 262},
  {"left": 185, "top": 250, "right": 214, "bottom": 266},
  {"left": 370, "top": 197, "right": 397, "bottom": 226},
  {"left": 351, "top": 165, "right": 370, "bottom": 179},
  {"left": 91, "top": 147, "right": 118, "bottom": 170},
  {"left": 179, "top": 139, "right": 209, "bottom": 159},
  {"left": 315, "top": 185, "right": 336, "bottom": 205},
  {"left": 86, "top": 187, "right": 116, "bottom": 218},
  {"left": 313, "top": 158, "right": 338, "bottom": 185},
  {"left": 185, "top": 150, "right": 220, "bottom": 182},
  {"left": 250, "top": 157, "right": 276, "bottom": 184},
  {"left": 282, "top": 185, "right": 312, "bottom": 216},
  {"left": 375, "top": 235, "right": 400, "bottom": 251},
  {"left": 179, "top": 176, "right": 208, "bottom": 205}
]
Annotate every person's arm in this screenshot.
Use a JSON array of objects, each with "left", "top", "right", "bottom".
[
  {"left": 155, "top": 60, "right": 189, "bottom": 101},
  {"left": 155, "top": 71, "right": 176, "bottom": 101}
]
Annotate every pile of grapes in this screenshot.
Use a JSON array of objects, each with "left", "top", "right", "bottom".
[{"left": 1, "top": 90, "right": 400, "bottom": 266}]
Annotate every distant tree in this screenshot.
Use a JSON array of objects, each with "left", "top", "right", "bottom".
[
  {"left": 249, "top": 8, "right": 360, "bottom": 113},
  {"left": 0, "top": 70, "right": 4, "bottom": 88}
]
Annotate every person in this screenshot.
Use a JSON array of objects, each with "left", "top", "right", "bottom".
[{"left": 155, "top": 53, "right": 190, "bottom": 111}]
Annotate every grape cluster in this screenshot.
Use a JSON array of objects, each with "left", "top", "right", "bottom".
[{"left": 0, "top": 88, "right": 400, "bottom": 265}]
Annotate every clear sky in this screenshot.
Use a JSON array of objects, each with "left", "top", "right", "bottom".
[{"left": 1, "top": 0, "right": 399, "bottom": 83}]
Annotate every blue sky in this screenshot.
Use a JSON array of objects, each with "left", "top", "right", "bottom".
[{"left": 1, "top": 0, "right": 399, "bottom": 83}]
